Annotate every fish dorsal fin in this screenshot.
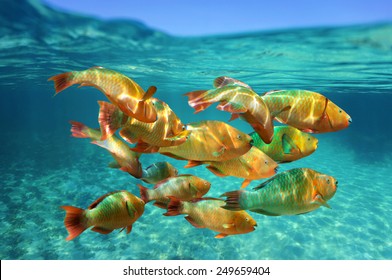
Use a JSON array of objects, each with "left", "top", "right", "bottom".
[
  {"left": 189, "top": 197, "right": 223, "bottom": 203},
  {"left": 142, "top": 86, "right": 157, "bottom": 101},
  {"left": 252, "top": 177, "right": 275, "bottom": 191},
  {"left": 261, "top": 90, "right": 283, "bottom": 96},
  {"left": 213, "top": 76, "right": 252, "bottom": 89},
  {"left": 282, "top": 133, "right": 300, "bottom": 155},
  {"left": 89, "top": 66, "right": 104, "bottom": 70},
  {"left": 88, "top": 190, "right": 122, "bottom": 209},
  {"left": 250, "top": 208, "right": 281, "bottom": 216}
]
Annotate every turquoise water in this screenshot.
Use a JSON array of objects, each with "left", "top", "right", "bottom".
[{"left": 1, "top": 0, "right": 392, "bottom": 260}]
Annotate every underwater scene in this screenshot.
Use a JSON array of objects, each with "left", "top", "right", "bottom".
[{"left": 1, "top": 0, "right": 392, "bottom": 260}]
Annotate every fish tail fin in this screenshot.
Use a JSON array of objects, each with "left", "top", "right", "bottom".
[
  {"left": 183, "top": 90, "right": 212, "bottom": 113},
  {"left": 137, "top": 184, "right": 151, "bottom": 203},
  {"left": 61, "top": 206, "right": 87, "bottom": 241},
  {"left": 48, "top": 72, "right": 75, "bottom": 95},
  {"left": 98, "top": 101, "right": 123, "bottom": 140},
  {"left": 220, "top": 190, "right": 244, "bottom": 211},
  {"left": 69, "top": 121, "right": 92, "bottom": 139},
  {"left": 163, "top": 196, "right": 184, "bottom": 216}
]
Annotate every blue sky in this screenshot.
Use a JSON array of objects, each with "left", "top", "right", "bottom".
[{"left": 43, "top": 0, "right": 392, "bottom": 36}]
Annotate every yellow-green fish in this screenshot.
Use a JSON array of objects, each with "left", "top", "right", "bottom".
[
  {"left": 70, "top": 121, "right": 142, "bottom": 178},
  {"left": 164, "top": 197, "right": 257, "bottom": 238},
  {"left": 141, "top": 162, "right": 178, "bottom": 184},
  {"left": 158, "top": 120, "right": 253, "bottom": 163},
  {"left": 48, "top": 66, "right": 158, "bottom": 123},
  {"left": 185, "top": 76, "right": 273, "bottom": 144},
  {"left": 185, "top": 146, "right": 278, "bottom": 189},
  {"left": 222, "top": 168, "right": 337, "bottom": 216},
  {"left": 261, "top": 90, "right": 352, "bottom": 133},
  {"left": 138, "top": 175, "right": 211, "bottom": 208},
  {"left": 250, "top": 126, "right": 318, "bottom": 163},
  {"left": 61, "top": 190, "right": 145, "bottom": 241},
  {"left": 98, "top": 99, "right": 189, "bottom": 153}
]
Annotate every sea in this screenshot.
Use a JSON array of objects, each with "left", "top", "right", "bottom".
[{"left": 1, "top": 0, "right": 392, "bottom": 260}]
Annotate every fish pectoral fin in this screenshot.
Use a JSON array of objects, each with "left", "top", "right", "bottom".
[
  {"left": 228, "top": 113, "right": 240, "bottom": 122},
  {"left": 119, "top": 128, "right": 138, "bottom": 144},
  {"left": 153, "top": 201, "right": 168, "bottom": 209},
  {"left": 108, "top": 161, "right": 121, "bottom": 169},
  {"left": 164, "top": 129, "right": 190, "bottom": 142},
  {"left": 312, "top": 194, "right": 331, "bottom": 209},
  {"left": 126, "top": 225, "right": 133, "bottom": 234},
  {"left": 130, "top": 142, "right": 158, "bottom": 153},
  {"left": 216, "top": 101, "right": 247, "bottom": 114},
  {"left": 212, "top": 146, "right": 226, "bottom": 157},
  {"left": 271, "top": 105, "right": 291, "bottom": 119},
  {"left": 126, "top": 201, "right": 136, "bottom": 219},
  {"left": 282, "top": 134, "right": 300, "bottom": 155},
  {"left": 241, "top": 179, "right": 252, "bottom": 189},
  {"left": 142, "top": 86, "right": 157, "bottom": 101},
  {"left": 184, "top": 160, "right": 203, "bottom": 168},
  {"left": 213, "top": 76, "right": 252, "bottom": 89},
  {"left": 91, "top": 227, "right": 113, "bottom": 234},
  {"left": 185, "top": 216, "right": 205, "bottom": 228},
  {"left": 215, "top": 233, "right": 229, "bottom": 239},
  {"left": 206, "top": 165, "right": 226, "bottom": 177},
  {"left": 222, "top": 223, "right": 235, "bottom": 229}
]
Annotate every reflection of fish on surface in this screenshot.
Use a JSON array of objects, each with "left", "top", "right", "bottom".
[
  {"left": 250, "top": 126, "right": 318, "bottom": 163},
  {"left": 164, "top": 197, "right": 257, "bottom": 238},
  {"left": 159, "top": 120, "right": 253, "bottom": 163},
  {"left": 185, "top": 76, "right": 273, "bottom": 144},
  {"left": 98, "top": 99, "right": 189, "bottom": 153},
  {"left": 141, "top": 161, "right": 178, "bottom": 184},
  {"left": 61, "top": 190, "right": 145, "bottom": 241},
  {"left": 261, "top": 90, "right": 352, "bottom": 133},
  {"left": 222, "top": 168, "right": 337, "bottom": 216},
  {"left": 48, "top": 66, "right": 158, "bottom": 123},
  {"left": 70, "top": 121, "right": 142, "bottom": 178},
  {"left": 185, "top": 146, "right": 278, "bottom": 189},
  {"left": 138, "top": 174, "right": 211, "bottom": 208}
]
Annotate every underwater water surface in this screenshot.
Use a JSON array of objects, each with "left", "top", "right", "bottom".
[{"left": 1, "top": 0, "right": 392, "bottom": 260}]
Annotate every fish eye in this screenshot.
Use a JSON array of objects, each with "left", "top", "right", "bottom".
[
  {"left": 339, "top": 110, "right": 342, "bottom": 113},
  {"left": 237, "top": 135, "right": 242, "bottom": 140},
  {"left": 308, "top": 137, "right": 311, "bottom": 141},
  {"left": 327, "top": 178, "right": 330, "bottom": 184},
  {"left": 245, "top": 217, "right": 249, "bottom": 221},
  {"left": 182, "top": 125, "right": 187, "bottom": 130},
  {"left": 264, "top": 160, "right": 268, "bottom": 165}
]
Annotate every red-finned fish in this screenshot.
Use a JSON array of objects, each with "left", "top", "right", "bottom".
[
  {"left": 250, "top": 126, "right": 318, "bottom": 163},
  {"left": 98, "top": 100, "right": 189, "bottom": 153},
  {"left": 184, "top": 76, "right": 273, "bottom": 144},
  {"left": 261, "top": 90, "right": 352, "bottom": 133},
  {"left": 61, "top": 190, "right": 145, "bottom": 241},
  {"left": 70, "top": 121, "right": 143, "bottom": 178},
  {"left": 185, "top": 146, "right": 278, "bottom": 189},
  {"left": 138, "top": 175, "right": 211, "bottom": 208},
  {"left": 164, "top": 197, "right": 257, "bottom": 238},
  {"left": 222, "top": 168, "right": 337, "bottom": 216},
  {"left": 158, "top": 120, "right": 253, "bottom": 163},
  {"left": 48, "top": 66, "right": 157, "bottom": 123},
  {"left": 141, "top": 162, "right": 178, "bottom": 184}
]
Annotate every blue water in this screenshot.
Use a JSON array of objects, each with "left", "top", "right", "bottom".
[{"left": 1, "top": 0, "right": 392, "bottom": 260}]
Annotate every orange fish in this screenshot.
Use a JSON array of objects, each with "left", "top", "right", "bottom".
[
  {"left": 261, "top": 90, "right": 352, "bottom": 133},
  {"left": 138, "top": 174, "right": 211, "bottom": 208},
  {"left": 164, "top": 197, "right": 257, "bottom": 238},
  {"left": 158, "top": 120, "right": 253, "bottom": 163},
  {"left": 186, "top": 146, "right": 278, "bottom": 188},
  {"left": 48, "top": 66, "right": 157, "bottom": 123},
  {"left": 70, "top": 121, "right": 142, "bottom": 178},
  {"left": 98, "top": 99, "right": 189, "bottom": 153},
  {"left": 185, "top": 76, "right": 273, "bottom": 143},
  {"left": 222, "top": 168, "right": 337, "bottom": 216},
  {"left": 62, "top": 190, "right": 145, "bottom": 241}
]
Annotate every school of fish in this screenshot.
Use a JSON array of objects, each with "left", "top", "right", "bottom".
[{"left": 49, "top": 68, "right": 351, "bottom": 240}]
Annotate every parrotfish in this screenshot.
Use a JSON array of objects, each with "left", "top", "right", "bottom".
[
  {"left": 261, "top": 90, "right": 352, "bottom": 133},
  {"left": 61, "top": 190, "right": 145, "bottom": 241},
  {"left": 141, "top": 161, "right": 178, "bottom": 184},
  {"left": 164, "top": 197, "right": 257, "bottom": 238},
  {"left": 222, "top": 168, "right": 337, "bottom": 216},
  {"left": 250, "top": 126, "right": 318, "bottom": 163},
  {"left": 48, "top": 66, "right": 157, "bottom": 123},
  {"left": 98, "top": 99, "right": 189, "bottom": 153},
  {"left": 138, "top": 174, "right": 211, "bottom": 208},
  {"left": 185, "top": 76, "right": 273, "bottom": 143},
  {"left": 70, "top": 121, "right": 142, "bottom": 178},
  {"left": 158, "top": 120, "right": 253, "bottom": 163},
  {"left": 185, "top": 146, "right": 278, "bottom": 189}
]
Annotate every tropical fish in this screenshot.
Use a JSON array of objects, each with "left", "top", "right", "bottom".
[
  {"left": 138, "top": 175, "right": 211, "bottom": 208},
  {"left": 98, "top": 100, "right": 189, "bottom": 153},
  {"left": 250, "top": 126, "right": 318, "bottom": 163},
  {"left": 185, "top": 146, "right": 278, "bottom": 189},
  {"left": 222, "top": 168, "right": 337, "bottom": 216},
  {"left": 61, "top": 190, "right": 145, "bottom": 241},
  {"left": 158, "top": 120, "right": 253, "bottom": 163},
  {"left": 70, "top": 121, "right": 142, "bottom": 178},
  {"left": 48, "top": 66, "right": 157, "bottom": 123},
  {"left": 184, "top": 76, "right": 273, "bottom": 143},
  {"left": 141, "top": 161, "right": 178, "bottom": 184},
  {"left": 261, "top": 90, "right": 352, "bottom": 133},
  {"left": 164, "top": 197, "right": 257, "bottom": 238}
]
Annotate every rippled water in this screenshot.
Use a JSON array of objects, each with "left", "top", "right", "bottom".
[{"left": 1, "top": 0, "right": 392, "bottom": 260}]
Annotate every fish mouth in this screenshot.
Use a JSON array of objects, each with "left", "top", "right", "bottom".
[
  {"left": 348, "top": 117, "right": 352, "bottom": 124},
  {"left": 274, "top": 167, "right": 279, "bottom": 174}
]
